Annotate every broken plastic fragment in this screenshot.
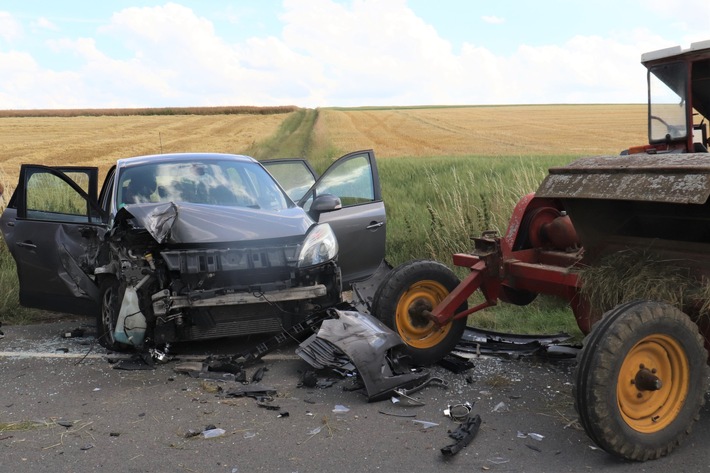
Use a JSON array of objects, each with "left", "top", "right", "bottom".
[
  {"left": 412, "top": 420, "right": 439, "bottom": 429},
  {"left": 243, "top": 432, "right": 256, "bottom": 439},
  {"left": 528, "top": 433, "right": 544, "bottom": 441},
  {"left": 203, "top": 428, "right": 226, "bottom": 438},
  {"left": 378, "top": 410, "right": 417, "bottom": 418},
  {"left": 492, "top": 401, "right": 508, "bottom": 412},
  {"left": 441, "top": 414, "right": 482, "bottom": 456},
  {"left": 63, "top": 328, "right": 85, "bottom": 338},
  {"left": 488, "top": 457, "right": 510, "bottom": 465},
  {"left": 332, "top": 404, "right": 350, "bottom": 414},
  {"left": 307, "top": 426, "right": 322, "bottom": 435},
  {"left": 390, "top": 392, "right": 425, "bottom": 407}
]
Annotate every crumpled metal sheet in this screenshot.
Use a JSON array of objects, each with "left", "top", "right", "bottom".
[
  {"left": 116, "top": 201, "right": 312, "bottom": 245},
  {"left": 297, "top": 309, "right": 430, "bottom": 401},
  {"left": 536, "top": 153, "right": 710, "bottom": 204}
]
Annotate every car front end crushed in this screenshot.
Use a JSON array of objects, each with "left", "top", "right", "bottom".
[{"left": 96, "top": 202, "right": 342, "bottom": 349}]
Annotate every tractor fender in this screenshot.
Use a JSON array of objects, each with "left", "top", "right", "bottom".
[{"left": 502, "top": 193, "right": 564, "bottom": 254}]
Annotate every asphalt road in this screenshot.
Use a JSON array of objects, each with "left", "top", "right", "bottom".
[{"left": 1, "top": 317, "right": 709, "bottom": 473}]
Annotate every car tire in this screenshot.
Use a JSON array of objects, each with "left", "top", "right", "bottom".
[
  {"left": 371, "top": 259, "right": 467, "bottom": 365},
  {"left": 574, "top": 300, "right": 709, "bottom": 461},
  {"left": 96, "top": 277, "right": 133, "bottom": 352}
]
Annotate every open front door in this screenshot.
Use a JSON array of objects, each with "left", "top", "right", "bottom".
[
  {"left": 0, "top": 165, "right": 106, "bottom": 316},
  {"left": 299, "top": 150, "right": 386, "bottom": 288}
]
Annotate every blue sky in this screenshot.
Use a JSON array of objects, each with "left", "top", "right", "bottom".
[{"left": 1, "top": 0, "right": 709, "bottom": 109}]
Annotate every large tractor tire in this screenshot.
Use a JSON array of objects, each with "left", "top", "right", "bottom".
[
  {"left": 370, "top": 260, "right": 467, "bottom": 365},
  {"left": 575, "top": 300, "right": 709, "bottom": 461}
]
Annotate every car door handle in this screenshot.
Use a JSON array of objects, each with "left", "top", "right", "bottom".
[
  {"left": 366, "top": 221, "right": 384, "bottom": 230},
  {"left": 17, "top": 241, "right": 37, "bottom": 249}
]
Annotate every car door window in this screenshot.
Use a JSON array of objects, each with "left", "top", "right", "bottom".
[
  {"left": 262, "top": 159, "right": 317, "bottom": 202},
  {"left": 24, "top": 169, "right": 100, "bottom": 223},
  {"left": 300, "top": 152, "right": 375, "bottom": 211}
]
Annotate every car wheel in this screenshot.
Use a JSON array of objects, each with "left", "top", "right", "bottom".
[
  {"left": 574, "top": 300, "right": 709, "bottom": 461},
  {"left": 371, "top": 260, "right": 466, "bottom": 365},
  {"left": 96, "top": 277, "right": 133, "bottom": 352}
]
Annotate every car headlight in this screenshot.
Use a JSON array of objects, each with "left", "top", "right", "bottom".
[{"left": 298, "top": 224, "right": 338, "bottom": 267}]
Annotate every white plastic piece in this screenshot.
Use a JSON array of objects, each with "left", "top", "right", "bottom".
[
  {"left": 114, "top": 286, "right": 147, "bottom": 345},
  {"left": 202, "top": 428, "right": 226, "bottom": 438}
]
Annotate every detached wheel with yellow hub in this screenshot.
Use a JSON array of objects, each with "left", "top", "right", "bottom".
[
  {"left": 575, "top": 300, "right": 709, "bottom": 461},
  {"left": 371, "top": 260, "right": 467, "bottom": 365}
]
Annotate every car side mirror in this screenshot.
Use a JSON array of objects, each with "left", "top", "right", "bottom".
[{"left": 310, "top": 193, "right": 342, "bottom": 216}]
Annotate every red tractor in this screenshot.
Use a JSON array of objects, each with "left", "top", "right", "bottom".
[{"left": 372, "top": 41, "right": 710, "bottom": 460}]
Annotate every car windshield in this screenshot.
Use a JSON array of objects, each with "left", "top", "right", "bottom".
[{"left": 117, "top": 159, "right": 291, "bottom": 211}]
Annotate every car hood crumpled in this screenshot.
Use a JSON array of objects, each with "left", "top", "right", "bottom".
[{"left": 117, "top": 202, "right": 314, "bottom": 244}]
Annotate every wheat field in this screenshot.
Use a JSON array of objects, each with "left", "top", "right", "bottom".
[
  {"left": 0, "top": 114, "right": 288, "bottom": 190},
  {"left": 0, "top": 104, "right": 649, "bottom": 195},
  {"left": 316, "top": 104, "right": 648, "bottom": 158}
]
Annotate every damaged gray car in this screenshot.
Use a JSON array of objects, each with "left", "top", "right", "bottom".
[{"left": 0, "top": 151, "right": 386, "bottom": 351}]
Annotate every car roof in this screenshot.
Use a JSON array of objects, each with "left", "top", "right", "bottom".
[{"left": 116, "top": 152, "right": 258, "bottom": 169}]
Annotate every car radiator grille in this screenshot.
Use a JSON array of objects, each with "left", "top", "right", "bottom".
[
  {"left": 161, "top": 245, "right": 300, "bottom": 274},
  {"left": 186, "top": 317, "right": 282, "bottom": 340}
]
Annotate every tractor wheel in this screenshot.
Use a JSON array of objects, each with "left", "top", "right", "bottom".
[
  {"left": 371, "top": 260, "right": 467, "bottom": 365},
  {"left": 96, "top": 277, "right": 133, "bottom": 352},
  {"left": 574, "top": 300, "right": 709, "bottom": 461}
]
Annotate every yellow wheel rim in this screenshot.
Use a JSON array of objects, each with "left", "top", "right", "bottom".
[
  {"left": 617, "top": 334, "right": 689, "bottom": 433},
  {"left": 395, "top": 280, "right": 452, "bottom": 349}
]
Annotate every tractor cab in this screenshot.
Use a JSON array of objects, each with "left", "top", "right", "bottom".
[{"left": 627, "top": 40, "right": 710, "bottom": 154}]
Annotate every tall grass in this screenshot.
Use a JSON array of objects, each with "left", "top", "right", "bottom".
[{"left": 378, "top": 155, "right": 575, "bottom": 265}]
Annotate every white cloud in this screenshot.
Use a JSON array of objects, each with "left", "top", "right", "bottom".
[
  {"left": 481, "top": 15, "right": 505, "bottom": 25},
  {"left": 644, "top": 0, "right": 710, "bottom": 42},
  {"left": 32, "top": 17, "right": 59, "bottom": 31},
  {"left": 1, "top": 0, "right": 709, "bottom": 109},
  {"left": 0, "top": 11, "right": 23, "bottom": 42}
]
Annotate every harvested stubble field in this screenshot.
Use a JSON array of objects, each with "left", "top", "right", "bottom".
[
  {"left": 0, "top": 104, "right": 646, "bottom": 184},
  {"left": 0, "top": 114, "right": 288, "bottom": 190},
  {"left": 317, "top": 104, "right": 647, "bottom": 158}
]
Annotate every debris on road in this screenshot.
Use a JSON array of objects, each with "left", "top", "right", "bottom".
[
  {"left": 202, "top": 427, "right": 226, "bottom": 439},
  {"left": 444, "top": 402, "right": 473, "bottom": 422},
  {"left": 62, "top": 328, "right": 85, "bottom": 339},
  {"left": 441, "top": 414, "right": 482, "bottom": 457},
  {"left": 297, "top": 309, "right": 432, "bottom": 401},
  {"left": 454, "top": 326, "right": 578, "bottom": 359}
]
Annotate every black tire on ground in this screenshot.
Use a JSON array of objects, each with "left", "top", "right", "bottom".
[
  {"left": 370, "top": 259, "right": 467, "bottom": 365},
  {"left": 96, "top": 277, "right": 134, "bottom": 352},
  {"left": 574, "top": 300, "right": 709, "bottom": 461}
]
